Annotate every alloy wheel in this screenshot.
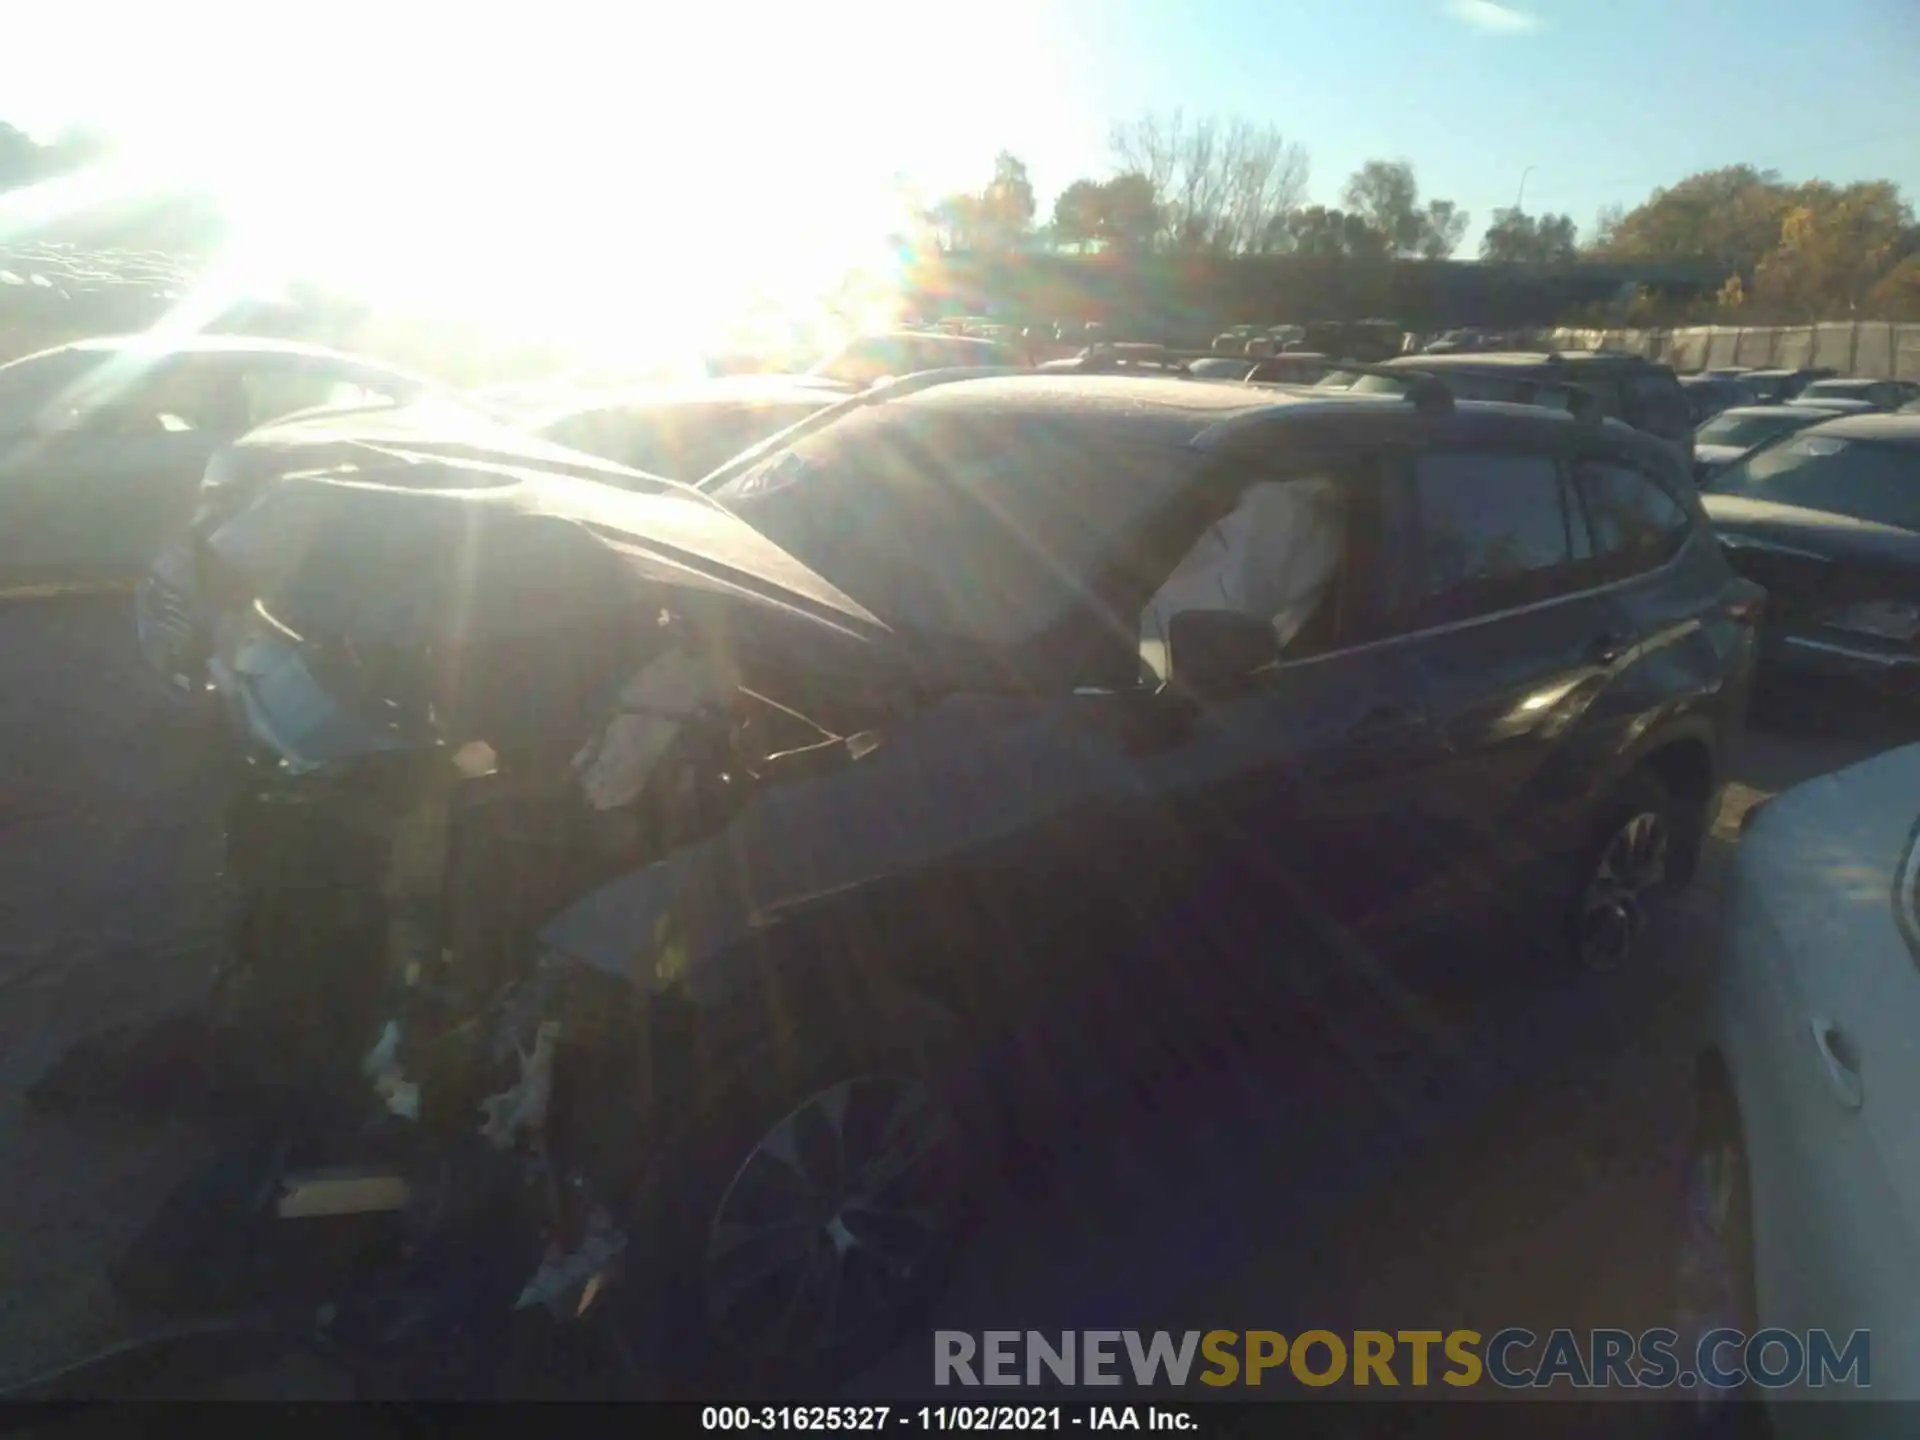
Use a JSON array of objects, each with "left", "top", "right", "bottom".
[
  {"left": 703, "top": 1074, "right": 960, "bottom": 1367},
  {"left": 1577, "top": 810, "right": 1671, "bottom": 972}
]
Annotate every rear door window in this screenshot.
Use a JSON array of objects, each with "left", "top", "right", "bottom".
[
  {"left": 1571, "top": 459, "right": 1693, "bottom": 581},
  {"left": 1406, "top": 451, "right": 1581, "bottom": 625}
]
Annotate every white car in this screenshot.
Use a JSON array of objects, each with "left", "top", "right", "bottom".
[{"left": 1691, "top": 743, "right": 1920, "bottom": 1431}]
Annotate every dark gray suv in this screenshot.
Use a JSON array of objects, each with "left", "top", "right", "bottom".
[{"left": 94, "top": 371, "right": 1761, "bottom": 1395}]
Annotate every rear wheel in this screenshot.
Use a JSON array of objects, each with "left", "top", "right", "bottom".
[{"left": 1569, "top": 771, "right": 1678, "bottom": 972}]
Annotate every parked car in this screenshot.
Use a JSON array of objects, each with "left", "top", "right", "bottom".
[
  {"left": 1246, "top": 352, "right": 1333, "bottom": 386},
  {"left": 1362, "top": 351, "right": 1697, "bottom": 464},
  {"left": 1189, "top": 356, "right": 1256, "bottom": 381},
  {"left": 0, "top": 334, "right": 436, "bottom": 598},
  {"left": 1792, "top": 377, "right": 1920, "bottom": 413},
  {"left": 1314, "top": 359, "right": 1601, "bottom": 419},
  {"left": 1740, "top": 368, "right": 1836, "bottom": 404},
  {"left": 162, "top": 370, "right": 1755, "bottom": 1392},
  {"left": 805, "top": 331, "right": 1019, "bottom": 389},
  {"left": 1702, "top": 414, "right": 1920, "bottom": 700},
  {"left": 1300, "top": 319, "right": 1402, "bottom": 363},
  {"left": 1692, "top": 405, "right": 1831, "bottom": 486},
  {"left": 1686, "top": 741, "right": 1920, "bottom": 1427},
  {"left": 1036, "top": 343, "right": 1187, "bottom": 375},
  {"left": 1681, "top": 374, "right": 1761, "bottom": 425}
]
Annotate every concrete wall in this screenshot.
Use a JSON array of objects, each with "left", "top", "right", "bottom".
[{"left": 1542, "top": 322, "right": 1920, "bottom": 379}]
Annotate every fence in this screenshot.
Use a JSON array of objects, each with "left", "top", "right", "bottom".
[{"left": 1541, "top": 322, "right": 1920, "bottom": 379}]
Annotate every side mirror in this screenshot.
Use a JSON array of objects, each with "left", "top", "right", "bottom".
[{"left": 1167, "top": 610, "right": 1278, "bottom": 701}]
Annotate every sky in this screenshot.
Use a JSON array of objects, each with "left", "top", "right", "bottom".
[{"left": 0, "top": 0, "right": 1915, "bottom": 355}]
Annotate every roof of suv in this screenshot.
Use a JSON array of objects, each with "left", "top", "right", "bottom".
[{"left": 868, "top": 371, "right": 1632, "bottom": 454}]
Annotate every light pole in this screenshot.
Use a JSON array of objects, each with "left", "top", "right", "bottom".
[{"left": 1515, "top": 165, "right": 1536, "bottom": 214}]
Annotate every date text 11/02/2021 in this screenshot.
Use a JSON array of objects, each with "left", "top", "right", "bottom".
[{"left": 701, "top": 1407, "right": 1195, "bottom": 1431}]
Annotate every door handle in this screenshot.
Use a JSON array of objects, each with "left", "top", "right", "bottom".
[
  {"left": 1347, "top": 705, "right": 1428, "bottom": 746},
  {"left": 1808, "top": 1017, "right": 1864, "bottom": 1111},
  {"left": 1587, "top": 631, "right": 1635, "bottom": 666}
]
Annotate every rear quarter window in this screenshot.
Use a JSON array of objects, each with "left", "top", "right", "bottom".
[
  {"left": 1572, "top": 458, "right": 1693, "bottom": 579},
  {"left": 1404, "top": 450, "right": 1580, "bottom": 624}
]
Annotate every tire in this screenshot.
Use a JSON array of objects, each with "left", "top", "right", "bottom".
[
  {"left": 606, "top": 989, "right": 985, "bottom": 1397},
  {"left": 1674, "top": 1083, "right": 1769, "bottom": 1437},
  {"left": 1567, "top": 770, "right": 1681, "bottom": 973}
]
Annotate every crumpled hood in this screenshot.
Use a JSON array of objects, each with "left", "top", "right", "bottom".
[
  {"left": 221, "top": 397, "right": 659, "bottom": 491},
  {"left": 208, "top": 456, "right": 894, "bottom": 667}
]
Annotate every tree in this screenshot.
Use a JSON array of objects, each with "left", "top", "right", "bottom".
[
  {"left": 0, "top": 123, "right": 42, "bottom": 191},
  {"left": 1267, "top": 206, "right": 1389, "bottom": 260},
  {"left": 923, "top": 153, "right": 1037, "bottom": 252},
  {"left": 1748, "top": 181, "right": 1917, "bottom": 319},
  {"left": 1107, "top": 110, "right": 1309, "bottom": 254},
  {"left": 1419, "top": 199, "right": 1471, "bottom": 261},
  {"left": 978, "top": 151, "right": 1036, "bottom": 248},
  {"left": 1868, "top": 255, "right": 1920, "bottom": 321},
  {"left": 924, "top": 193, "right": 982, "bottom": 251},
  {"left": 1339, "top": 159, "right": 1469, "bottom": 258},
  {"left": 1589, "top": 165, "right": 1796, "bottom": 274},
  {"left": 1099, "top": 173, "right": 1160, "bottom": 252},
  {"left": 1590, "top": 203, "right": 1625, "bottom": 252},
  {"left": 0, "top": 121, "right": 113, "bottom": 193},
  {"left": 1479, "top": 207, "right": 1579, "bottom": 264},
  {"left": 1051, "top": 179, "right": 1106, "bottom": 249}
]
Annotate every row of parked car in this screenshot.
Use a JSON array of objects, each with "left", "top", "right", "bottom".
[{"left": 5, "top": 324, "right": 1917, "bottom": 1398}]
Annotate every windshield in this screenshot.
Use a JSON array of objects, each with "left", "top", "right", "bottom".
[
  {"left": 715, "top": 406, "right": 1203, "bottom": 646},
  {"left": 1713, "top": 433, "right": 1920, "bottom": 529},
  {"left": 1697, "top": 411, "right": 1815, "bottom": 449},
  {"left": 1804, "top": 379, "right": 1871, "bottom": 399}
]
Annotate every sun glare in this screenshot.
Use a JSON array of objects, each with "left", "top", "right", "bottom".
[{"left": 13, "top": 0, "right": 1083, "bottom": 374}]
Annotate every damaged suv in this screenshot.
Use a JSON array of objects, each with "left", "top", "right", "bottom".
[{"left": 140, "top": 373, "right": 1758, "bottom": 1393}]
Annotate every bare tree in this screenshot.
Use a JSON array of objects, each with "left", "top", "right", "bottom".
[
  {"left": 1108, "top": 110, "right": 1309, "bottom": 254},
  {"left": 1341, "top": 159, "right": 1470, "bottom": 259}
]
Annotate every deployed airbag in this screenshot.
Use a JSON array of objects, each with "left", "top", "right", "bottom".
[{"left": 1139, "top": 477, "right": 1343, "bottom": 681}]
